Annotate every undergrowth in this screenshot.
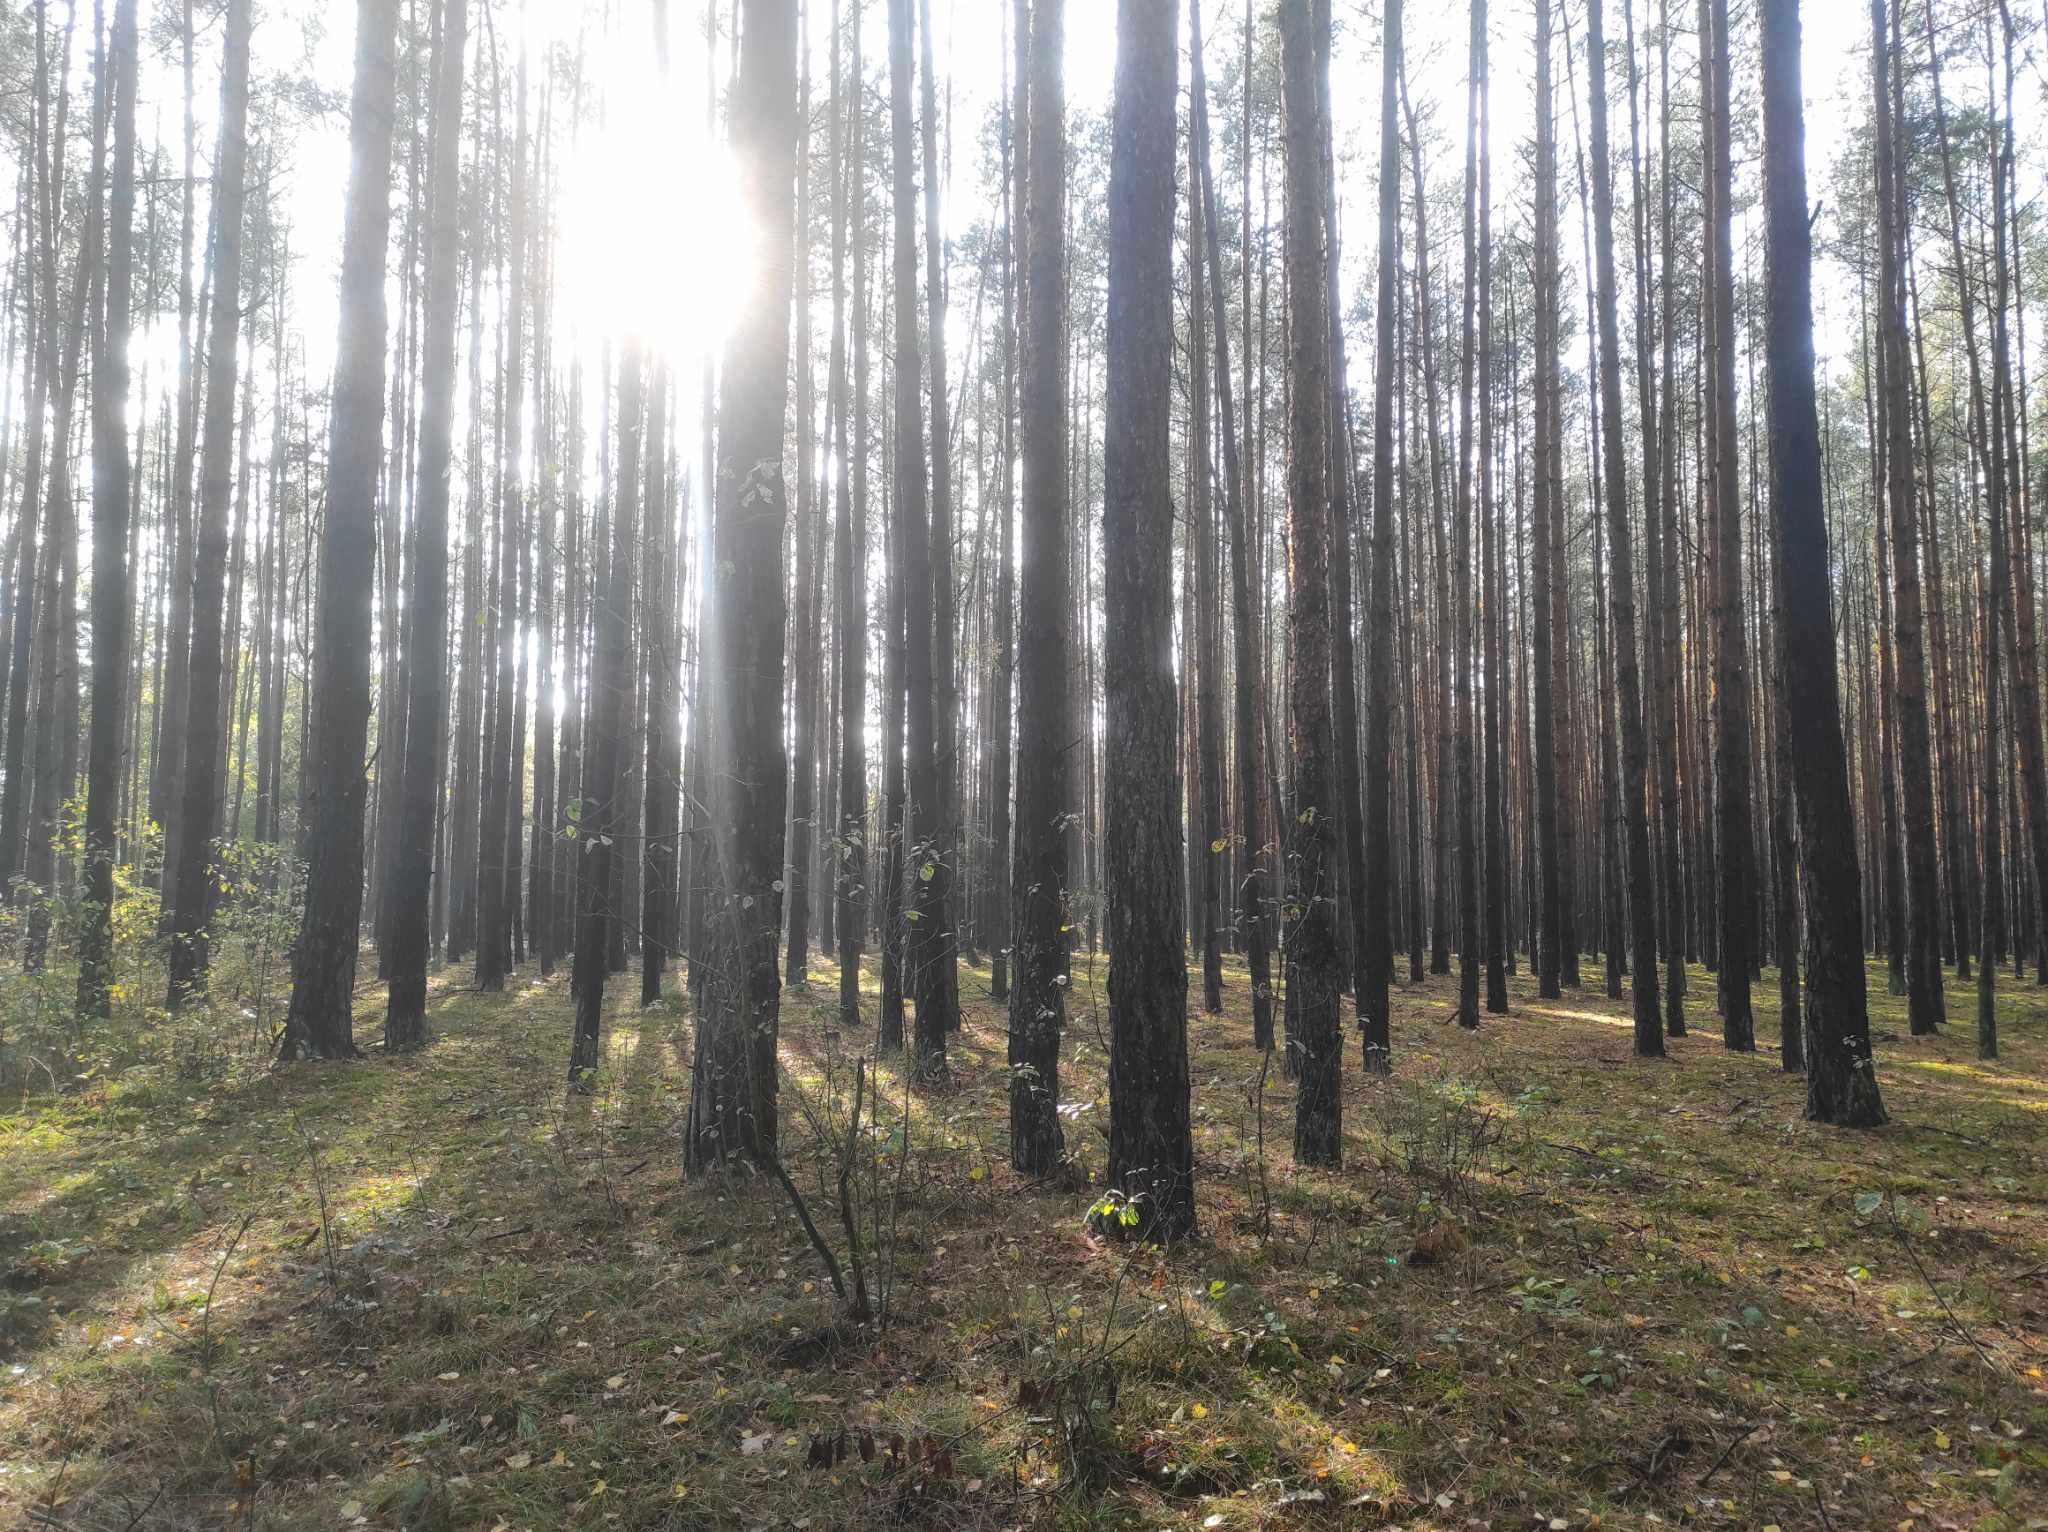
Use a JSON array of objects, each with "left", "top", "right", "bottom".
[{"left": 1, "top": 948, "right": 2044, "bottom": 1530}]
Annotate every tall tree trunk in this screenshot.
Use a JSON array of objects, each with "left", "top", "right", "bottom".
[
  {"left": 1587, "top": 0, "right": 1662, "bottom": 1053},
  {"left": 835, "top": 0, "right": 870, "bottom": 1028},
  {"left": 1704, "top": 0, "right": 1753, "bottom": 1048},
  {"left": 917, "top": 0, "right": 961, "bottom": 1036},
  {"left": 1103, "top": 0, "right": 1192, "bottom": 1240},
  {"left": 1279, "top": 0, "right": 1341, "bottom": 1164},
  {"left": 1450, "top": 0, "right": 1483, "bottom": 1027},
  {"left": 1759, "top": 0, "right": 1885, "bottom": 1126},
  {"left": 684, "top": 0, "right": 798, "bottom": 1164},
  {"left": 386, "top": 0, "right": 469, "bottom": 1051},
  {"left": 1009, "top": 0, "right": 1071, "bottom": 1176},
  {"left": 1871, "top": 0, "right": 1945, "bottom": 1033},
  {"left": 79, "top": 0, "right": 141, "bottom": 1018},
  {"left": 785, "top": 5, "right": 818, "bottom": 992},
  {"left": 1193, "top": 0, "right": 1272, "bottom": 1050},
  {"left": 1361, "top": 0, "right": 1400, "bottom": 1068},
  {"left": 166, "top": 0, "right": 253, "bottom": 1007},
  {"left": 1190, "top": 0, "right": 1225, "bottom": 1018},
  {"left": 279, "top": 0, "right": 402, "bottom": 1059},
  {"left": 1530, "top": 0, "right": 1563, "bottom": 1001}
]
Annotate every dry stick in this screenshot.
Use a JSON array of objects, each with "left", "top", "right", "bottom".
[
  {"left": 766, "top": 1149, "right": 850, "bottom": 1307},
  {"left": 1697, "top": 1420, "right": 1760, "bottom": 1486},
  {"left": 838, "top": 1055, "right": 872, "bottom": 1322},
  {"left": 1886, "top": 1195, "right": 2001, "bottom": 1375}
]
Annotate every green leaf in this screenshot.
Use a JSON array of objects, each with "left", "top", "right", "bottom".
[{"left": 1853, "top": 1190, "right": 1884, "bottom": 1218}]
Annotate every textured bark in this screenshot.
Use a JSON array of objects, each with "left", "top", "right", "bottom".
[
  {"left": 1361, "top": 0, "right": 1400, "bottom": 1070},
  {"left": 1009, "top": 0, "right": 1070, "bottom": 1177},
  {"left": 166, "top": 0, "right": 253, "bottom": 1007},
  {"left": 1190, "top": 0, "right": 1225, "bottom": 1019},
  {"left": 1530, "top": 0, "right": 1563, "bottom": 1002},
  {"left": 1759, "top": 0, "right": 1885, "bottom": 1126},
  {"left": 644, "top": 359, "right": 680, "bottom": 1004},
  {"left": 1871, "top": 0, "right": 1945, "bottom": 1032},
  {"left": 1280, "top": 0, "right": 1341, "bottom": 1165},
  {"left": 684, "top": 0, "right": 797, "bottom": 1165},
  {"left": 834, "top": 0, "right": 869, "bottom": 1030},
  {"left": 279, "top": 0, "right": 402, "bottom": 1061},
  {"left": 887, "top": 0, "right": 952, "bottom": 1081},
  {"left": 785, "top": 11, "right": 817, "bottom": 992},
  {"left": 1450, "top": 0, "right": 1483, "bottom": 1028},
  {"left": 1704, "top": 0, "right": 1753, "bottom": 1049},
  {"left": 916, "top": 0, "right": 960, "bottom": 1037},
  {"left": 1102, "top": 0, "right": 1192, "bottom": 1240},
  {"left": 79, "top": 0, "right": 141, "bottom": 1019},
  {"left": 477, "top": 52, "right": 529, "bottom": 995},
  {"left": 385, "top": 0, "right": 468, "bottom": 1053},
  {"left": 1587, "top": 0, "right": 1662, "bottom": 1054},
  {"left": 1192, "top": 0, "right": 1271, "bottom": 1051}
]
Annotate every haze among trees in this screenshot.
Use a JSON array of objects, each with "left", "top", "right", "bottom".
[{"left": 1, "top": 0, "right": 2046, "bottom": 1526}]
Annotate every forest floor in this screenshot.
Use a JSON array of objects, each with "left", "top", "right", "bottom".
[{"left": 1, "top": 945, "right": 2045, "bottom": 1531}]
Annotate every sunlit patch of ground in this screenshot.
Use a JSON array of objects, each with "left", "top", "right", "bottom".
[{"left": 1, "top": 945, "right": 2044, "bottom": 1529}]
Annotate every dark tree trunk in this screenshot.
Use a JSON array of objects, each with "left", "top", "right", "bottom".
[
  {"left": 573, "top": 346, "right": 641, "bottom": 1084},
  {"left": 1361, "top": 0, "right": 1401, "bottom": 1071},
  {"left": 917, "top": 0, "right": 960, "bottom": 1038},
  {"left": 684, "top": 0, "right": 797, "bottom": 1165},
  {"left": 279, "top": 0, "right": 402, "bottom": 1061},
  {"left": 166, "top": 0, "right": 253, "bottom": 1007},
  {"left": 885, "top": 0, "right": 951, "bottom": 1080},
  {"left": 785, "top": 11, "right": 817, "bottom": 993},
  {"left": 834, "top": 0, "right": 869, "bottom": 1029},
  {"left": 1103, "top": 0, "right": 1193, "bottom": 1241},
  {"left": 1871, "top": 0, "right": 1945, "bottom": 1033},
  {"left": 1192, "top": 0, "right": 1271, "bottom": 1051},
  {"left": 1759, "top": 0, "right": 1885, "bottom": 1127},
  {"left": 385, "top": 0, "right": 468, "bottom": 1052},
  {"left": 1587, "top": 0, "right": 1662, "bottom": 1054},
  {"left": 1189, "top": 0, "right": 1225, "bottom": 1019},
  {"left": 1449, "top": 0, "right": 1483, "bottom": 1028},
  {"left": 1530, "top": 0, "right": 1563, "bottom": 1002},
  {"left": 1279, "top": 0, "right": 1341, "bottom": 1166},
  {"left": 79, "top": 0, "right": 141, "bottom": 1019},
  {"left": 1009, "top": 0, "right": 1070, "bottom": 1176}
]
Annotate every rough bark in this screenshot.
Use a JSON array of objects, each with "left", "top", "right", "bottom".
[{"left": 1759, "top": 0, "right": 1885, "bottom": 1126}]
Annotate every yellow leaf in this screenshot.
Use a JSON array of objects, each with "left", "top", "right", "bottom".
[
  {"left": 969, "top": 1166, "right": 987, "bottom": 1182},
  {"left": 605, "top": 1374, "right": 625, "bottom": 1390},
  {"left": 504, "top": 1453, "right": 532, "bottom": 1471},
  {"left": 672, "top": 1483, "right": 689, "bottom": 1500},
  {"left": 1190, "top": 1403, "right": 1208, "bottom": 1420},
  {"left": 1934, "top": 1430, "right": 1951, "bottom": 1450},
  {"left": 589, "top": 1478, "right": 608, "bottom": 1498},
  {"left": 548, "top": 1450, "right": 569, "bottom": 1468},
  {"left": 661, "top": 1410, "right": 690, "bottom": 1427},
  {"left": 1335, "top": 1437, "right": 1358, "bottom": 1454}
]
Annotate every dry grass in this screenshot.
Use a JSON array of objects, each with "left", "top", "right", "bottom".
[{"left": 1, "top": 947, "right": 2045, "bottom": 1530}]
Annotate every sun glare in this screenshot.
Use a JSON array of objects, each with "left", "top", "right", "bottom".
[{"left": 552, "top": 14, "right": 748, "bottom": 370}]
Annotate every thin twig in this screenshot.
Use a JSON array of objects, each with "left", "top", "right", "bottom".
[
  {"left": 1698, "top": 1421, "right": 1760, "bottom": 1486},
  {"left": 1886, "top": 1196, "right": 2001, "bottom": 1376}
]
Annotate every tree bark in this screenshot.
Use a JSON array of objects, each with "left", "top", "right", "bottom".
[
  {"left": 279, "top": 0, "right": 402, "bottom": 1060},
  {"left": 1759, "top": 0, "right": 1885, "bottom": 1126},
  {"left": 166, "top": 0, "right": 253, "bottom": 1007},
  {"left": 684, "top": 0, "right": 798, "bottom": 1165},
  {"left": 1009, "top": 0, "right": 1071, "bottom": 1177}
]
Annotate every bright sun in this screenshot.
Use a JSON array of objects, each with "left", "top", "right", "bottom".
[{"left": 550, "top": 4, "right": 750, "bottom": 372}]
